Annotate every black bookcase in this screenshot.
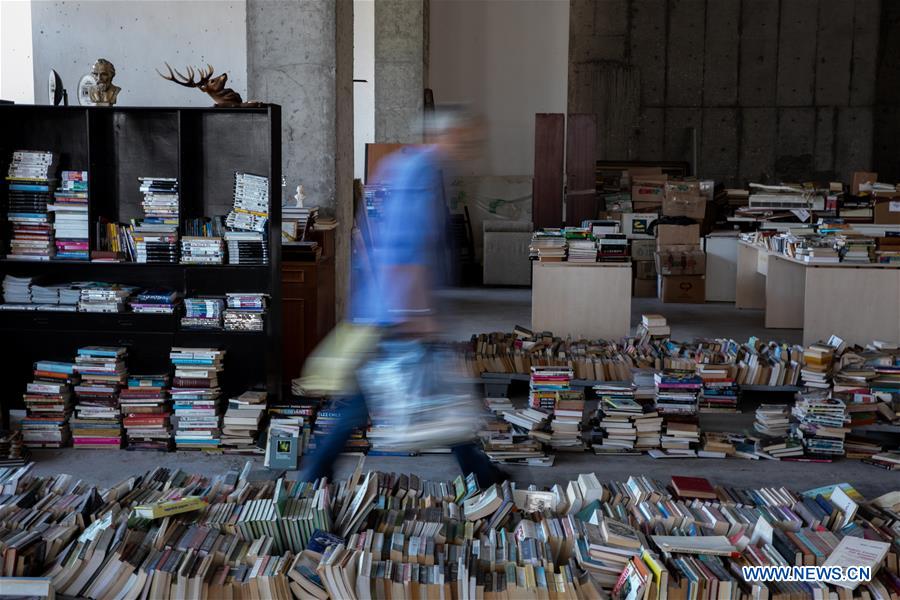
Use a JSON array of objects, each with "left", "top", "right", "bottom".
[{"left": 0, "top": 104, "right": 283, "bottom": 416}]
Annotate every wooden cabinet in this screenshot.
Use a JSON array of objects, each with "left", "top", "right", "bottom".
[{"left": 280, "top": 229, "right": 336, "bottom": 385}]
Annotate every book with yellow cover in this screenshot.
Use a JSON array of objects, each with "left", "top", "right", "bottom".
[{"left": 134, "top": 496, "right": 207, "bottom": 519}]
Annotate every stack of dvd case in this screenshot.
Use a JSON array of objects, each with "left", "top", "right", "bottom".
[
  {"left": 49, "top": 171, "right": 89, "bottom": 260},
  {"left": 181, "top": 296, "right": 225, "bottom": 329},
  {"left": 133, "top": 177, "right": 179, "bottom": 263},
  {"left": 223, "top": 292, "right": 267, "bottom": 332},
  {"left": 6, "top": 150, "right": 58, "bottom": 261},
  {"left": 225, "top": 172, "right": 269, "bottom": 265}
]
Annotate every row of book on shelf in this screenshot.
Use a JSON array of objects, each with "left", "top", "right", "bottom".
[
  {"left": 0, "top": 460, "right": 896, "bottom": 599},
  {"left": 3, "top": 150, "right": 268, "bottom": 264},
  {"left": 741, "top": 227, "right": 900, "bottom": 266},
  {"left": 0, "top": 275, "right": 267, "bottom": 330}
]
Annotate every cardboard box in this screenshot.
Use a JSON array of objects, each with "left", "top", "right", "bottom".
[
  {"left": 851, "top": 171, "right": 878, "bottom": 195},
  {"left": 633, "top": 199, "right": 663, "bottom": 213},
  {"left": 655, "top": 246, "right": 706, "bottom": 275},
  {"left": 656, "top": 223, "right": 700, "bottom": 248},
  {"left": 874, "top": 197, "right": 900, "bottom": 225},
  {"left": 662, "top": 193, "right": 706, "bottom": 220},
  {"left": 634, "top": 259, "right": 657, "bottom": 280},
  {"left": 621, "top": 212, "right": 657, "bottom": 239},
  {"left": 631, "top": 177, "right": 666, "bottom": 206},
  {"left": 630, "top": 239, "right": 656, "bottom": 261},
  {"left": 664, "top": 180, "right": 701, "bottom": 200},
  {"left": 633, "top": 278, "right": 657, "bottom": 297},
  {"left": 659, "top": 275, "right": 705, "bottom": 304}
]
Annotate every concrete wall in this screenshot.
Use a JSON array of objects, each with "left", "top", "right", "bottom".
[
  {"left": 1, "top": 0, "right": 34, "bottom": 103},
  {"left": 30, "top": 0, "right": 246, "bottom": 107},
  {"left": 354, "top": 0, "right": 376, "bottom": 180},
  {"left": 429, "top": 0, "right": 569, "bottom": 177},
  {"left": 375, "top": 0, "right": 424, "bottom": 142},
  {"left": 570, "top": 0, "right": 897, "bottom": 185}
]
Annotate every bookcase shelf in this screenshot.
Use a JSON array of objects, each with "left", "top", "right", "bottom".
[{"left": 0, "top": 104, "right": 283, "bottom": 413}]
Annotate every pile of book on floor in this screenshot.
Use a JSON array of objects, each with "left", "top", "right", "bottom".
[
  {"left": 548, "top": 390, "right": 587, "bottom": 451},
  {"left": 21, "top": 359, "right": 76, "bottom": 448},
  {"left": 753, "top": 403, "right": 792, "bottom": 437},
  {"left": 792, "top": 388, "right": 849, "bottom": 458},
  {"left": 477, "top": 404, "right": 551, "bottom": 467},
  {"left": 1, "top": 465, "right": 896, "bottom": 600},
  {"left": 635, "top": 313, "right": 670, "bottom": 341},
  {"left": 78, "top": 282, "right": 134, "bottom": 313},
  {"left": 128, "top": 288, "right": 179, "bottom": 314},
  {"left": 181, "top": 296, "right": 224, "bottom": 329},
  {"left": 221, "top": 390, "right": 267, "bottom": 454},
  {"left": 593, "top": 383, "right": 663, "bottom": 454},
  {"left": 801, "top": 341, "right": 836, "bottom": 388},
  {"left": 180, "top": 217, "right": 225, "bottom": 264},
  {"left": 6, "top": 150, "right": 57, "bottom": 261},
  {"left": 0, "top": 430, "right": 28, "bottom": 466},
  {"left": 120, "top": 373, "right": 172, "bottom": 451},
  {"left": 529, "top": 365, "right": 572, "bottom": 411},
  {"left": 133, "top": 176, "right": 179, "bottom": 263},
  {"left": 223, "top": 292, "right": 267, "bottom": 332},
  {"left": 49, "top": 170, "right": 89, "bottom": 260},
  {"left": 308, "top": 400, "right": 370, "bottom": 455},
  {"left": 70, "top": 346, "right": 127, "bottom": 449},
  {"left": 697, "top": 363, "right": 739, "bottom": 413},
  {"left": 170, "top": 347, "right": 226, "bottom": 451},
  {"left": 657, "top": 420, "right": 701, "bottom": 456}
]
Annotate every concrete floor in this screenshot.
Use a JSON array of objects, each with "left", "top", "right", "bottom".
[{"left": 29, "top": 288, "right": 893, "bottom": 498}]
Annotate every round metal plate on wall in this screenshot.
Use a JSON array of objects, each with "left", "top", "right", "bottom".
[{"left": 78, "top": 73, "right": 96, "bottom": 106}]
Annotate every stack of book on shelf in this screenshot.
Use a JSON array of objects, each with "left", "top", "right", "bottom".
[
  {"left": 792, "top": 389, "right": 849, "bottom": 459},
  {"left": 226, "top": 171, "right": 269, "bottom": 232},
  {"left": 548, "top": 390, "right": 587, "bottom": 451},
  {"left": 753, "top": 404, "right": 792, "bottom": 437},
  {"left": 49, "top": 170, "right": 89, "bottom": 260},
  {"left": 22, "top": 359, "right": 76, "bottom": 448},
  {"left": 128, "top": 288, "right": 179, "bottom": 314},
  {"left": 839, "top": 234, "right": 877, "bottom": 263},
  {"left": 221, "top": 390, "right": 267, "bottom": 454},
  {"left": 181, "top": 296, "right": 224, "bottom": 329},
  {"left": 70, "top": 346, "right": 127, "bottom": 449},
  {"left": 170, "top": 347, "right": 226, "bottom": 451},
  {"left": 180, "top": 217, "right": 225, "bottom": 264},
  {"left": 223, "top": 292, "right": 267, "bottom": 332},
  {"left": 528, "top": 230, "right": 566, "bottom": 261},
  {"left": 30, "top": 282, "right": 80, "bottom": 310},
  {"left": 802, "top": 342, "right": 836, "bottom": 388},
  {"left": 635, "top": 313, "right": 670, "bottom": 341},
  {"left": 120, "top": 374, "right": 172, "bottom": 451},
  {"left": 653, "top": 370, "right": 701, "bottom": 416},
  {"left": 224, "top": 230, "right": 269, "bottom": 265},
  {"left": 134, "top": 176, "right": 179, "bottom": 263},
  {"left": 282, "top": 205, "right": 318, "bottom": 242},
  {"left": 94, "top": 219, "right": 135, "bottom": 262},
  {"left": 565, "top": 239, "right": 597, "bottom": 263},
  {"left": 697, "top": 364, "right": 739, "bottom": 413},
  {"left": 1, "top": 274, "right": 32, "bottom": 305},
  {"left": 6, "top": 150, "right": 57, "bottom": 261},
  {"left": 77, "top": 282, "right": 134, "bottom": 313},
  {"left": 596, "top": 233, "right": 629, "bottom": 262}
]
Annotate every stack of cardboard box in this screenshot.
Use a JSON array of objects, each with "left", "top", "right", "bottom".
[
  {"left": 655, "top": 181, "right": 707, "bottom": 303},
  {"left": 624, "top": 173, "right": 666, "bottom": 297}
]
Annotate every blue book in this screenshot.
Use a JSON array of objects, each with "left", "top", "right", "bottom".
[
  {"left": 9, "top": 184, "right": 51, "bottom": 192},
  {"left": 307, "top": 530, "right": 344, "bottom": 554},
  {"left": 34, "top": 361, "right": 75, "bottom": 374}
]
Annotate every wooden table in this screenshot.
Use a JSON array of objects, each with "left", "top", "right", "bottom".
[
  {"left": 735, "top": 241, "right": 900, "bottom": 345},
  {"left": 531, "top": 261, "right": 632, "bottom": 340}
]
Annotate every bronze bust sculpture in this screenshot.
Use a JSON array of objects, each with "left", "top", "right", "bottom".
[{"left": 88, "top": 58, "right": 121, "bottom": 106}]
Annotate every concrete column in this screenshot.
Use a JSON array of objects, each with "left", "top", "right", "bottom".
[
  {"left": 247, "top": 0, "right": 353, "bottom": 316},
  {"left": 375, "top": 0, "right": 424, "bottom": 143}
]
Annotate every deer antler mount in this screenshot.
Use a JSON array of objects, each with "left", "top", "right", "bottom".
[{"left": 157, "top": 63, "right": 263, "bottom": 108}]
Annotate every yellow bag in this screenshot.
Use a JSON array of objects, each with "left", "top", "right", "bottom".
[{"left": 294, "top": 322, "right": 381, "bottom": 395}]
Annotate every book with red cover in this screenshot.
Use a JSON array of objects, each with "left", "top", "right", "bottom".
[{"left": 671, "top": 475, "right": 718, "bottom": 500}]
